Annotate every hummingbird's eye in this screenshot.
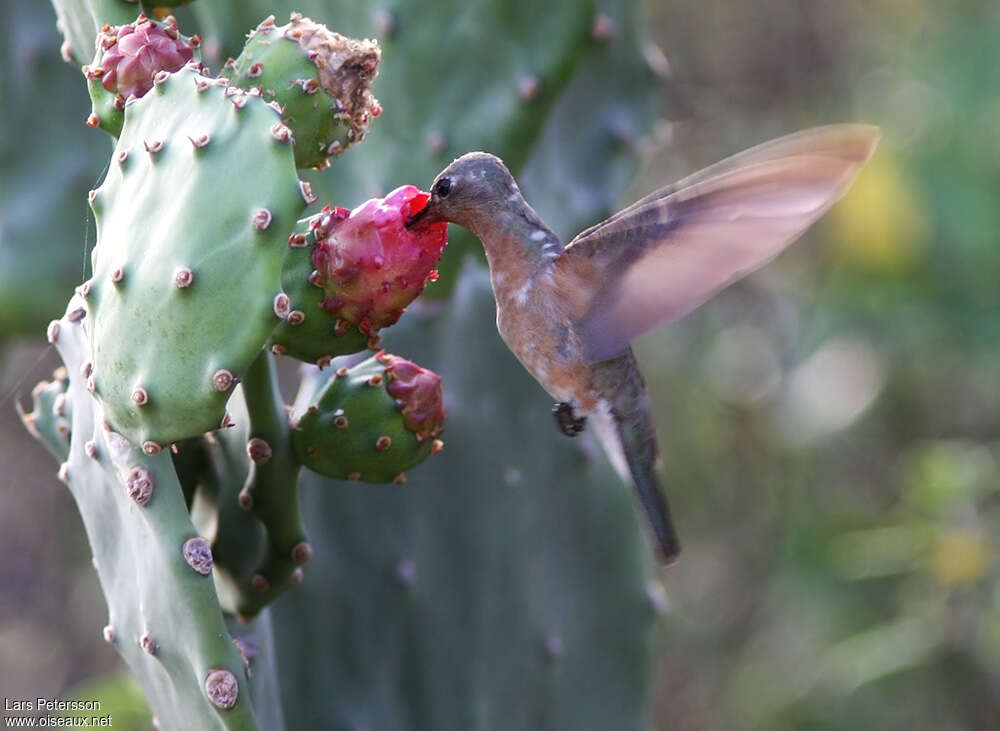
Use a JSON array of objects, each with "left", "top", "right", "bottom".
[{"left": 434, "top": 177, "right": 452, "bottom": 198}]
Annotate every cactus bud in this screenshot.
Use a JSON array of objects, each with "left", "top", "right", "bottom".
[
  {"left": 383, "top": 355, "right": 446, "bottom": 442},
  {"left": 99, "top": 17, "right": 195, "bottom": 101},
  {"left": 87, "top": 16, "right": 199, "bottom": 138}
]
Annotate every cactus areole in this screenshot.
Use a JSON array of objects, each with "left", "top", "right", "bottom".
[{"left": 312, "top": 186, "right": 448, "bottom": 335}]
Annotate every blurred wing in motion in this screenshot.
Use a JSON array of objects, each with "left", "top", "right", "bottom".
[{"left": 558, "top": 125, "right": 880, "bottom": 362}]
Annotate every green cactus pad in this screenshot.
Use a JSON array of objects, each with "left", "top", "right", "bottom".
[
  {"left": 229, "top": 13, "right": 381, "bottom": 170},
  {"left": 291, "top": 353, "right": 444, "bottom": 483},
  {"left": 34, "top": 296, "right": 261, "bottom": 731},
  {"left": 86, "top": 65, "right": 306, "bottom": 447}
]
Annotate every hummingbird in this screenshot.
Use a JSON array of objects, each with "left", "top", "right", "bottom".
[{"left": 407, "top": 124, "right": 880, "bottom": 564}]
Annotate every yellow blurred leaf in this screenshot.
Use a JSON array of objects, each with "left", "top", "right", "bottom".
[
  {"left": 928, "top": 530, "right": 990, "bottom": 586},
  {"left": 830, "top": 150, "right": 927, "bottom": 270}
]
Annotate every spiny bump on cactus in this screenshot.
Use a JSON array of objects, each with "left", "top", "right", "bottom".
[
  {"left": 291, "top": 353, "right": 444, "bottom": 483},
  {"left": 85, "top": 14, "right": 200, "bottom": 138},
  {"left": 229, "top": 13, "right": 382, "bottom": 169}
]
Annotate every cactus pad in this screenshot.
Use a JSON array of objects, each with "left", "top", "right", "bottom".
[
  {"left": 86, "top": 64, "right": 306, "bottom": 447},
  {"left": 31, "top": 296, "right": 260, "bottom": 731},
  {"left": 291, "top": 353, "right": 444, "bottom": 483}
]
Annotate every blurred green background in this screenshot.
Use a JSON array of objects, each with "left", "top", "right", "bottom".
[{"left": 3, "top": 1, "right": 1000, "bottom": 729}]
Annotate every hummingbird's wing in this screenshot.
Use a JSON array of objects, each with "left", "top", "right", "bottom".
[{"left": 557, "top": 124, "right": 879, "bottom": 363}]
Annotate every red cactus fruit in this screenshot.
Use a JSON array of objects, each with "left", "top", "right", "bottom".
[
  {"left": 99, "top": 16, "right": 194, "bottom": 100},
  {"left": 383, "top": 355, "right": 445, "bottom": 442},
  {"left": 311, "top": 186, "right": 448, "bottom": 334}
]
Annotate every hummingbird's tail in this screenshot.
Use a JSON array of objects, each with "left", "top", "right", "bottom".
[{"left": 589, "top": 352, "right": 681, "bottom": 564}]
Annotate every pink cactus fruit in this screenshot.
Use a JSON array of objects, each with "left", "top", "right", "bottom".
[
  {"left": 99, "top": 15, "right": 194, "bottom": 100},
  {"left": 383, "top": 355, "right": 445, "bottom": 442},
  {"left": 311, "top": 185, "right": 448, "bottom": 335}
]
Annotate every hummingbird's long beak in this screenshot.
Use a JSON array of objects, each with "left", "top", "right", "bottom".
[{"left": 405, "top": 195, "right": 438, "bottom": 230}]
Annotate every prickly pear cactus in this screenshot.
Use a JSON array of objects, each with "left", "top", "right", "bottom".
[
  {"left": 18, "top": 0, "right": 664, "bottom": 728},
  {"left": 22, "top": 298, "right": 260, "bottom": 731}
]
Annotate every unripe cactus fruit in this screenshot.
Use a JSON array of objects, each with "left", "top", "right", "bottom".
[
  {"left": 229, "top": 13, "right": 381, "bottom": 169},
  {"left": 291, "top": 354, "right": 444, "bottom": 483},
  {"left": 313, "top": 186, "right": 448, "bottom": 334}
]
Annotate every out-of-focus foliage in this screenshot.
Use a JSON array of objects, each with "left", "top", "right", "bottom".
[
  {"left": 60, "top": 674, "right": 153, "bottom": 730},
  {"left": 638, "top": 1, "right": 1000, "bottom": 729}
]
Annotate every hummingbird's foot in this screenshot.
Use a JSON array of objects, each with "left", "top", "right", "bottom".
[{"left": 553, "top": 402, "right": 586, "bottom": 437}]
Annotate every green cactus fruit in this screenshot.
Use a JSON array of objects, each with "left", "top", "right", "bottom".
[
  {"left": 291, "top": 352, "right": 445, "bottom": 483},
  {"left": 86, "top": 64, "right": 306, "bottom": 449},
  {"left": 85, "top": 13, "right": 201, "bottom": 137},
  {"left": 30, "top": 296, "right": 261, "bottom": 731},
  {"left": 269, "top": 186, "right": 448, "bottom": 363},
  {"left": 229, "top": 13, "right": 381, "bottom": 170}
]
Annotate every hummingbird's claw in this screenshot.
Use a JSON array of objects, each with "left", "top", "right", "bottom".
[{"left": 553, "top": 402, "right": 586, "bottom": 437}]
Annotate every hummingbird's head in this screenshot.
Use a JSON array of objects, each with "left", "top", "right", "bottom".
[{"left": 406, "top": 152, "right": 519, "bottom": 236}]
